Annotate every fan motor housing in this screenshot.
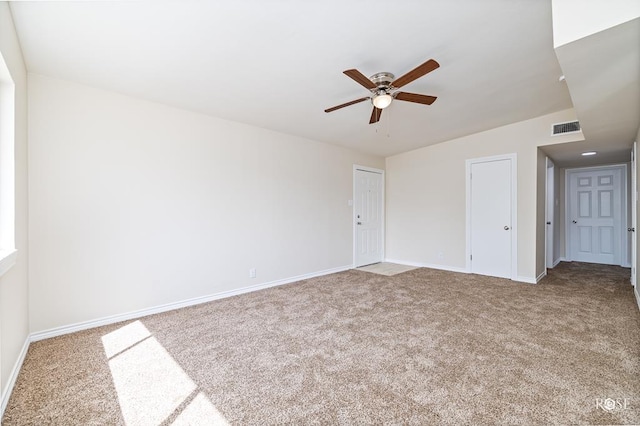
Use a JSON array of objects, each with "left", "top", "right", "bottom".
[{"left": 370, "top": 72, "right": 394, "bottom": 89}]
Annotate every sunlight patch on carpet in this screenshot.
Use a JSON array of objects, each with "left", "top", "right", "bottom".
[
  {"left": 173, "top": 392, "right": 230, "bottom": 425},
  {"left": 102, "top": 320, "right": 229, "bottom": 425},
  {"left": 101, "top": 320, "right": 152, "bottom": 358}
]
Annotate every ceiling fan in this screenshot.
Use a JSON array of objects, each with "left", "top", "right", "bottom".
[{"left": 324, "top": 59, "right": 440, "bottom": 124}]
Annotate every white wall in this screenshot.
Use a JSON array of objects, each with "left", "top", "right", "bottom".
[
  {"left": 28, "top": 74, "right": 383, "bottom": 333},
  {"left": 0, "top": 2, "right": 29, "bottom": 408},
  {"left": 552, "top": 0, "right": 640, "bottom": 47},
  {"left": 385, "top": 109, "right": 583, "bottom": 282}
]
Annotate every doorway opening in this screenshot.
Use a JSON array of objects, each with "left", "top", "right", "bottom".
[
  {"left": 546, "top": 158, "right": 557, "bottom": 269},
  {"left": 565, "top": 164, "right": 629, "bottom": 267},
  {"left": 353, "top": 166, "right": 384, "bottom": 268},
  {"left": 466, "top": 154, "right": 517, "bottom": 280}
]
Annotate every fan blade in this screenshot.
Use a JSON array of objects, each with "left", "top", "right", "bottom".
[
  {"left": 324, "top": 97, "right": 369, "bottom": 113},
  {"left": 344, "top": 69, "right": 377, "bottom": 90},
  {"left": 392, "top": 59, "right": 439, "bottom": 88},
  {"left": 395, "top": 92, "right": 437, "bottom": 105},
  {"left": 369, "top": 107, "right": 382, "bottom": 124}
]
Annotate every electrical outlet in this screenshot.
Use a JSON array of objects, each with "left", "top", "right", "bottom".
[{"left": 249, "top": 268, "right": 256, "bottom": 278}]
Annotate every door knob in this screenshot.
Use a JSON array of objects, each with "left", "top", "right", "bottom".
[
  {"left": 628, "top": 227, "right": 635, "bottom": 232},
  {"left": 572, "top": 220, "right": 577, "bottom": 224},
  {"left": 504, "top": 226, "right": 510, "bottom": 230}
]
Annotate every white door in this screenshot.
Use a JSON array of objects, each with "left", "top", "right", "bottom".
[
  {"left": 546, "top": 159, "right": 555, "bottom": 269},
  {"left": 469, "top": 158, "right": 513, "bottom": 279},
  {"left": 568, "top": 167, "right": 623, "bottom": 265},
  {"left": 632, "top": 143, "right": 637, "bottom": 286},
  {"left": 354, "top": 168, "right": 383, "bottom": 267}
]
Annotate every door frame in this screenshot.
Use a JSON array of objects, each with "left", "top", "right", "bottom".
[
  {"left": 353, "top": 165, "right": 385, "bottom": 268},
  {"left": 465, "top": 153, "right": 518, "bottom": 278},
  {"left": 564, "top": 163, "right": 628, "bottom": 266},
  {"left": 631, "top": 142, "right": 637, "bottom": 286},
  {"left": 546, "top": 158, "right": 555, "bottom": 269}
]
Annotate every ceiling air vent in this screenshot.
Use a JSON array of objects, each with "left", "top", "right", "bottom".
[{"left": 551, "top": 120, "right": 581, "bottom": 136}]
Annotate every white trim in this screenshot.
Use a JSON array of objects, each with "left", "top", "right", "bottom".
[
  {"left": 30, "top": 264, "right": 351, "bottom": 342},
  {"left": 0, "top": 248, "right": 17, "bottom": 278},
  {"left": 353, "top": 164, "right": 384, "bottom": 174},
  {"left": 1, "top": 336, "right": 29, "bottom": 417},
  {"left": 384, "top": 258, "right": 469, "bottom": 274},
  {"left": 0, "top": 55, "right": 16, "bottom": 260},
  {"left": 353, "top": 165, "right": 385, "bottom": 268},
  {"left": 635, "top": 286, "right": 640, "bottom": 312},
  {"left": 552, "top": 257, "right": 563, "bottom": 268},
  {"left": 515, "top": 276, "right": 539, "bottom": 284},
  {"left": 465, "top": 153, "right": 518, "bottom": 279},
  {"left": 631, "top": 141, "right": 637, "bottom": 287},
  {"left": 545, "top": 158, "right": 555, "bottom": 270},
  {"left": 565, "top": 164, "right": 628, "bottom": 267},
  {"left": 537, "top": 269, "right": 547, "bottom": 282},
  {"left": 621, "top": 164, "right": 628, "bottom": 268}
]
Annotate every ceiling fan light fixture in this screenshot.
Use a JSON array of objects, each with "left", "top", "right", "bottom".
[{"left": 372, "top": 93, "right": 392, "bottom": 109}]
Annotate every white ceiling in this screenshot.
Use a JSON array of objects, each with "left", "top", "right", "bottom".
[
  {"left": 6, "top": 0, "right": 572, "bottom": 156},
  {"left": 9, "top": 0, "right": 578, "bottom": 158}
]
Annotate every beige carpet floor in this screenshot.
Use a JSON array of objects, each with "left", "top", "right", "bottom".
[{"left": 3, "top": 262, "right": 640, "bottom": 425}]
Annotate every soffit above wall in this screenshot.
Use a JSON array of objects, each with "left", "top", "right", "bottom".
[{"left": 547, "top": 18, "right": 640, "bottom": 168}]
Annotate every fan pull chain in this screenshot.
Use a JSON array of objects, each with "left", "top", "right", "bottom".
[
  {"left": 386, "top": 107, "right": 391, "bottom": 137},
  {"left": 373, "top": 108, "right": 391, "bottom": 137}
]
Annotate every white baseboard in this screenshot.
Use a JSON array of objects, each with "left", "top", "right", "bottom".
[
  {"left": 536, "top": 269, "right": 547, "bottom": 283},
  {"left": 1, "top": 336, "right": 30, "bottom": 418},
  {"left": 384, "top": 258, "right": 469, "bottom": 274},
  {"left": 30, "top": 264, "right": 352, "bottom": 342},
  {"left": 635, "top": 286, "right": 640, "bottom": 312},
  {"left": 515, "top": 275, "right": 538, "bottom": 284},
  {"left": 552, "top": 257, "right": 563, "bottom": 268}
]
